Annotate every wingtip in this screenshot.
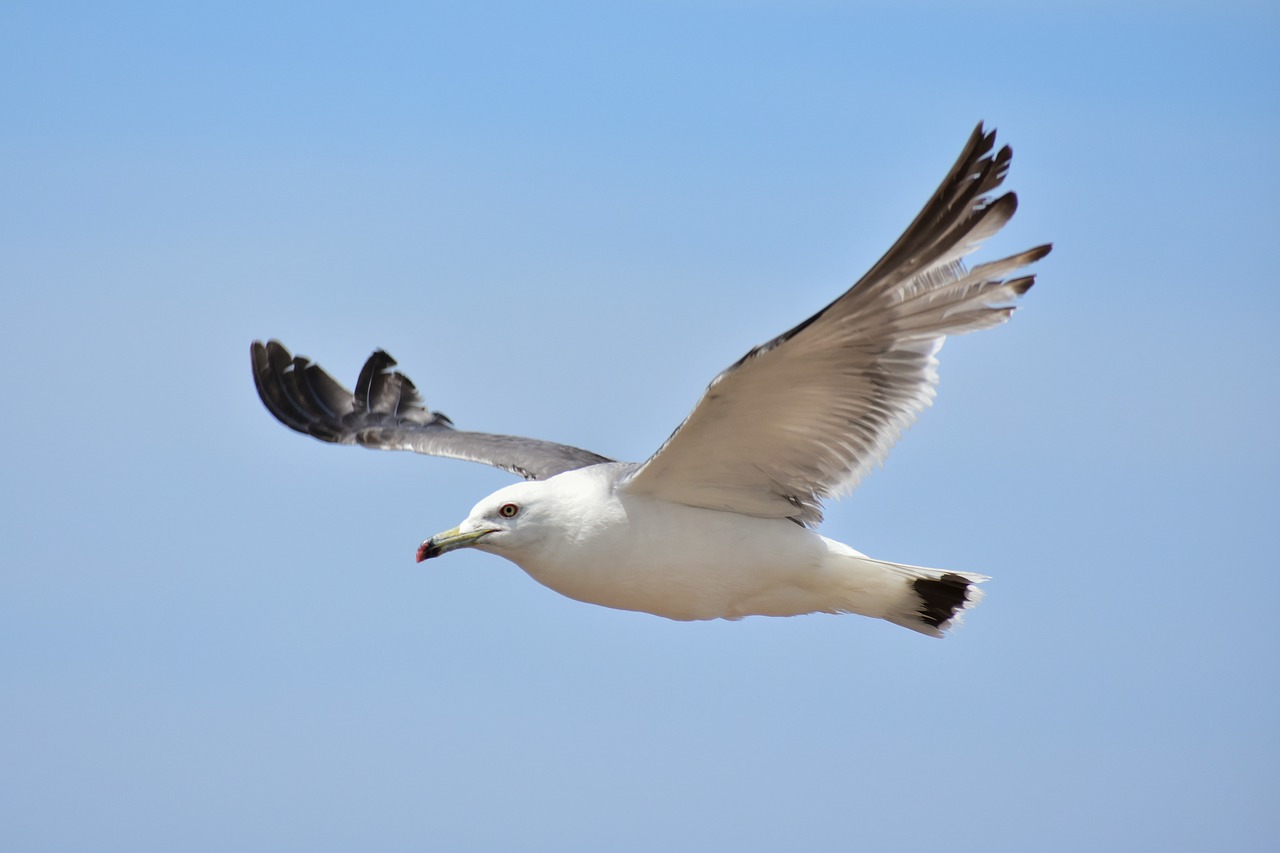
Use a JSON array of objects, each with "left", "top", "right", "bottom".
[{"left": 1007, "top": 275, "right": 1036, "bottom": 296}]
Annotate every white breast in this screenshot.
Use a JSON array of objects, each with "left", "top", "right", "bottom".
[{"left": 508, "top": 480, "right": 837, "bottom": 620}]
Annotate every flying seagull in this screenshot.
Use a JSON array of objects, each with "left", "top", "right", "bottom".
[{"left": 251, "top": 123, "right": 1050, "bottom": 636}]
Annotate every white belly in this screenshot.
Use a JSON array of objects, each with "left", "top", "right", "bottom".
[{"left": 508, "top": 492, "right": 843, "bottom": 620}]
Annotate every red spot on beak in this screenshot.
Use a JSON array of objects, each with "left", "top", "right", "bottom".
[{"left": 415, "top": 540, "right": 432, "bottom": 563}]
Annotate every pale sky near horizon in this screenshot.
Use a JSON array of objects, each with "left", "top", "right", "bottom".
[{"left": 3, "top": 2, "right": 1277, "bottom": 850}]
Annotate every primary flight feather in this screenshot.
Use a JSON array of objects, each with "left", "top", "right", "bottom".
[{"left": 252, "top": 123, "right": 1050, "bottom": 636}]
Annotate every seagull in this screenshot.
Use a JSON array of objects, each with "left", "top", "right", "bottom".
[{"left": 251, "top": 123, "right": 1050, "bottom": 636}]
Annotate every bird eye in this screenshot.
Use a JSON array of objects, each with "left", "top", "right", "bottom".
[{"left": 498, "top": 503, "right": 519, "bottom": 518}]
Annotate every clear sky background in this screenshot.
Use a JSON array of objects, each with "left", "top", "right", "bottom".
[{"left": 3, "top": 2, "right": 1277, "bottom": 850}]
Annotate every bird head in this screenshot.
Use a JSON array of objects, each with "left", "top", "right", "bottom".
[{"left": 415, "top": 480, "right": 553, "bottom": 563}]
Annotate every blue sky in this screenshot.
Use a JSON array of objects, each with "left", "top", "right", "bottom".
[{"left": 3, "top": 2, "right": 1277, "bottom": 850}]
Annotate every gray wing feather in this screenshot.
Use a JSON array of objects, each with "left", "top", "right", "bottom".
[
  {"left": 624, "top": 123, "right": 1051, "bottom": 525},
  {"left": 251, "top": 340, "right": 613, "bottom": 480}
]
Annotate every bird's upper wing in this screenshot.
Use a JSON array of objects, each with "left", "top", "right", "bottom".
[
  {"left": 251, "top": 340, "right": 613, "bottom": 480},
  {"left": 623, "top": 123, "right": 1051, "bottom": 525}
]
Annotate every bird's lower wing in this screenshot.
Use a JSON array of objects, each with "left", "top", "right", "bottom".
[{"left": 251, "top": 340, "right": 613, "bottom": 480}]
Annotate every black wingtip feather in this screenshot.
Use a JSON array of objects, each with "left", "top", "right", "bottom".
[
  {"left": 251, "top": 340, "right": 458, "bottom": 443},
  {"left": 1008, "top": 275, "right": 1036, "bottom": 296},
  {"left": 250, "top": 341, "right": 313, "bottom": 435},
  {"left": 299, "top": 361, "right": 355, "bottom": 420},
  {"left": 354, "top": 350, "right": 396, "bottom": 411}
]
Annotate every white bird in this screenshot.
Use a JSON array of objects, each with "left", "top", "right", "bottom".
[{"left": 252, "top": 123, "right": 1050, "bottom": 637}]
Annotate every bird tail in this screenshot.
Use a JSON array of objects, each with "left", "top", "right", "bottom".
[{"left": 828, "top": 548, "right": 987, "bottom": 637}]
